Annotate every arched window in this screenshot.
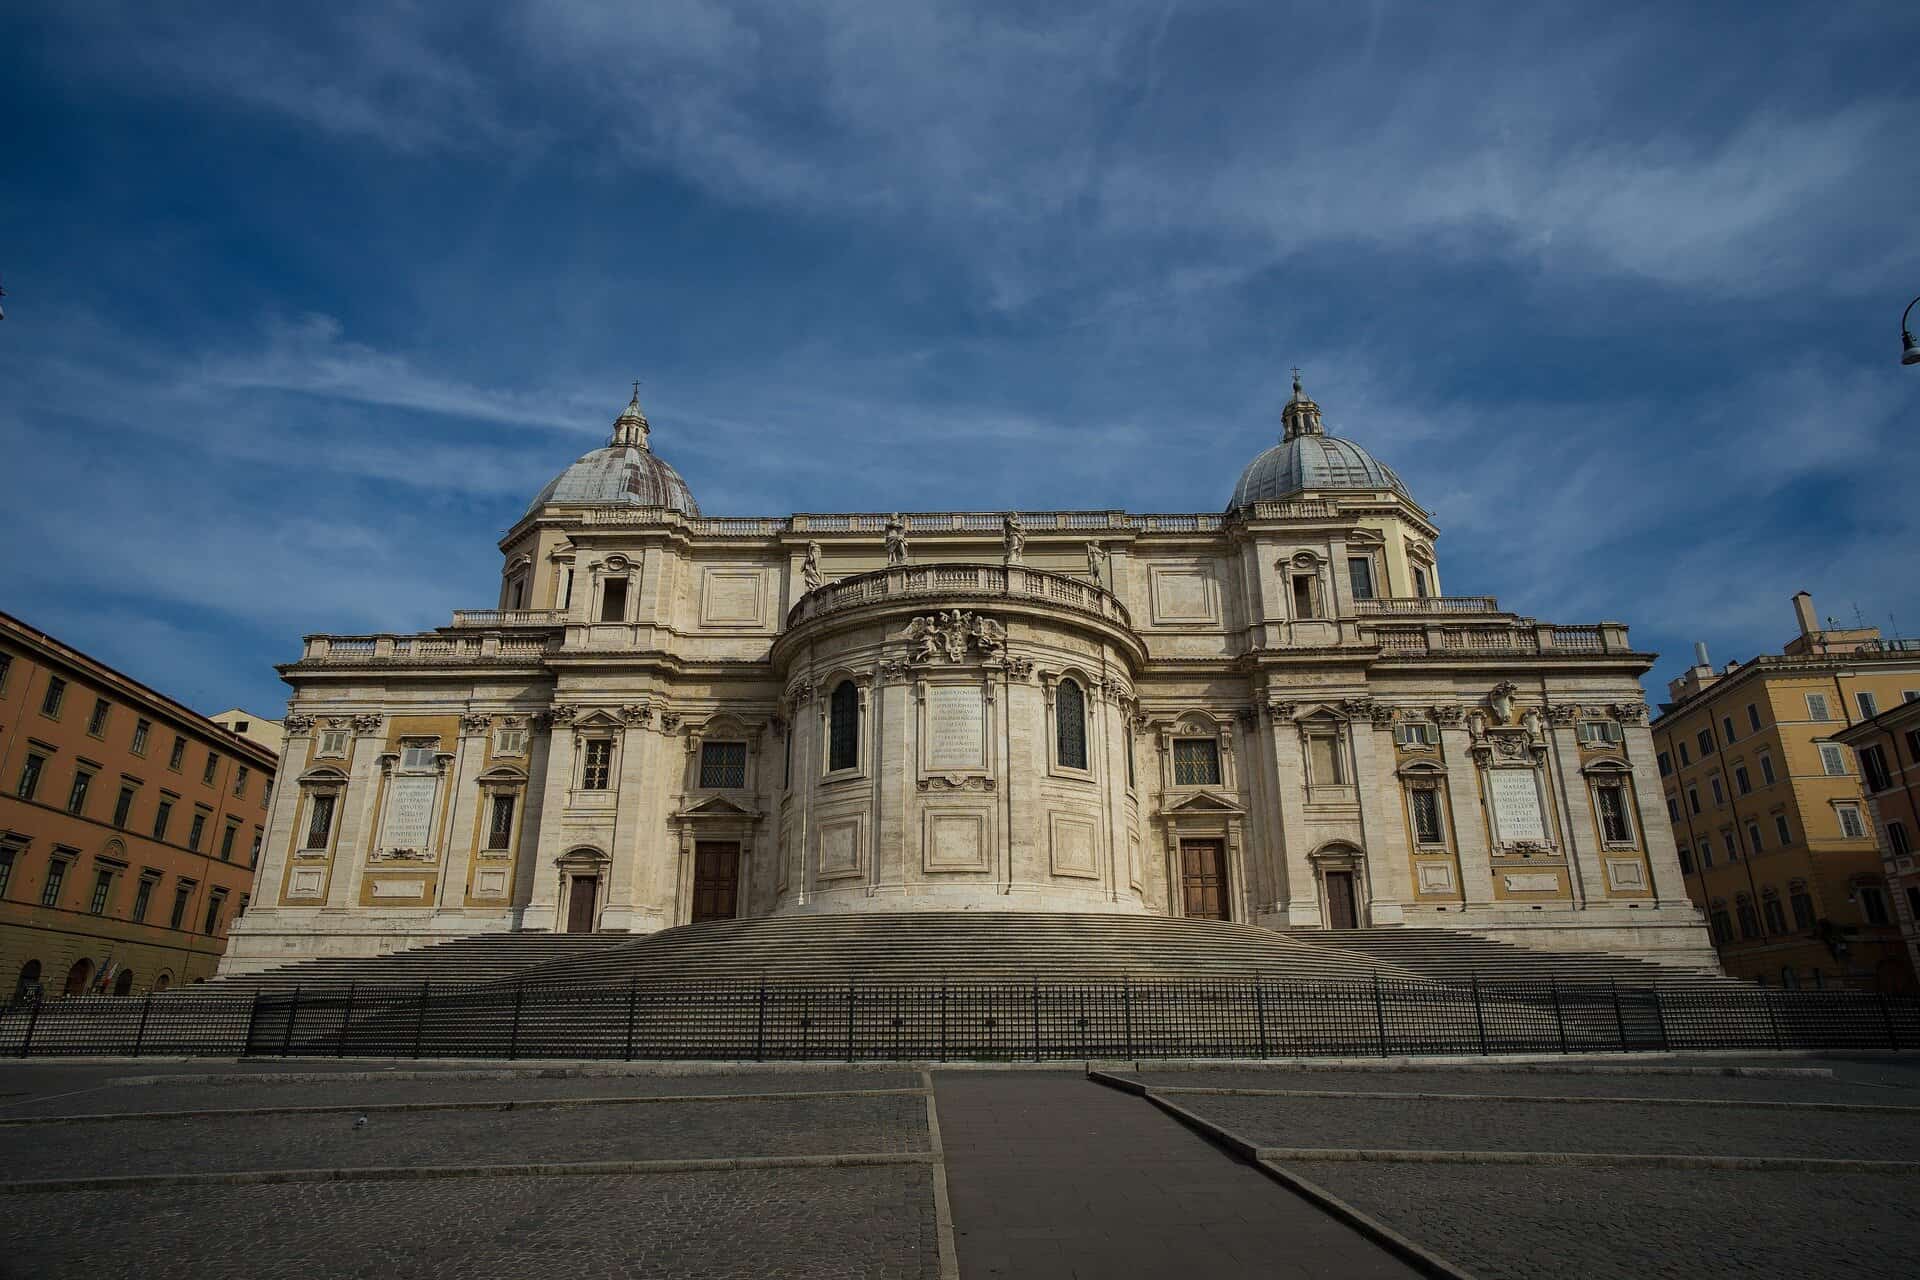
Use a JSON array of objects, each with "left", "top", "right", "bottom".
[
  {"left": 1056, "top": 679, "right": 1088, "bottom": 770},
  {"left": 153, "top": 972, "right": 172, "bottom": 993},
  {"left": 113, "top": 969, "right": 134, "bottom": 996},
  {"left": 13, "top": 960, "right": 41, "bottom": 1004},
  {"left": 828, "top": 681, "right": 860, "bottom": 772},
  {"left": 64, "top": 958, "right": 93, "bottom": 997}
]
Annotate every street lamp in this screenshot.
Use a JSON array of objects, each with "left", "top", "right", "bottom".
[{"left": 1904, "top": 295, "right": 1920, "bottom": 366}]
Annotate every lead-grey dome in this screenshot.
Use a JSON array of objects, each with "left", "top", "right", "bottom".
[
  {"left": 525, "top": 389, "right": 700, "bottom": 518},
  {"left": 1227, "top": 377, "right": 1409, "bottom": 510}
]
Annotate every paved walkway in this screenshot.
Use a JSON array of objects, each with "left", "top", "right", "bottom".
[{"left": 932, "top": 1073, "right": 1422, "bottom": 1280}]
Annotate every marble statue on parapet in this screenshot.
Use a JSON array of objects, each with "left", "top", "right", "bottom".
[
  {"left": 1003, "top": 512, "right": 1026, "bottom": 565},
  {"left": 1085, "top": 540, "right": 1109, "bottom": 587},
  {"left": 885, "top": 513, "right": 910, "bottom": 565},
  {"left": 801, "top": 541, "right": 824, "bottom": 593}
]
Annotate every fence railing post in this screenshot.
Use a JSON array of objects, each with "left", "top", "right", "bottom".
[
  {"left": 337, "top": 984, "right": 355, "bottom": 1058},
  {"left": 132, "top": 992, "right": 153, "bottom": 1057},
  {"left": 1763, "top": 988, "right": 1784, "bottom": 1050},
  {"left": 845, "top": 980, "right": 856, "bottom": 1063},
  {"left": 1372, "top": 972, "right": 1388, "bottom": 1057},
  {"left": 1031, "top": 977, "right": 1041, "bottom": 1063},
  {"left": 1254, "top": 979, "right": 1269, "bottom": 1059},
  {"left": 1879, "top": 993, "right": 1900, "bottom": 1051},
  {"left": 939, "top": 981, "right": 948, "bottom": 1061},
  {"left": 1549, "top": 978, "right": 1568, "bottom": 1053},
  {"left": 507, "top": 982, "right": 522, "bottom": 1060},
  {"left": 1651, "top": 986, "right": 1670, "bottom": 1051},
  {"left": 1610, "top": 979, "right": 1626, "bottom": 1052},
  {"left": 283, "top": 986, "right": 302, "bottom": 1057},
  {"left": 19, "top": 995, "right": 42, "bottom": 1058},
  {"left": 756, "top": 976, "right": 768, "bottom": 1062},
  {"left": 412, "top": 981, "right": 430, "bottom": 1059},
  {"left": 1121, "top": 976, "right": 1133, "bottom": 1061},
  {"left": 625, "top": 978, "right": 638, "bottom": 1061},
  {"left": 1471, "top": 975, "right": 1488, "bottom": 1056}
]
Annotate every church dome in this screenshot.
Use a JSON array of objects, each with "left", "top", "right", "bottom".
[
  {"left": 525, "top": 388, "right": 700, "bottom": 518},
  {"left": 1227, "top": 376, "right": 1409, "bottom": 510}
]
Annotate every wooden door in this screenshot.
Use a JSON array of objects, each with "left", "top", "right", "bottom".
[
  {"left": 1324, "top": 870, "right": 1359, "bottom": 930},
  {"left": 566, "top": 875, "right": 598, "bottom": 934},
  {"left": 692, "top": 842, "right": 740, "bottom": 923},
  {"left": 1180, "top": 840, "right": 1229, "bottom": 920}
]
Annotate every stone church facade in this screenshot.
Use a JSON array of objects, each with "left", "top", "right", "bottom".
[{"left": 223, "top": 380, "right": 1713, "bottom": 973}]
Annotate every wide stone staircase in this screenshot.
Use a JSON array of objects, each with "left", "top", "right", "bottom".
[
  {"left": 215, "top": 933, "right": 630, "bottom": 993},
  {"left": 1277, "top": 925, "right": 1731, "bottom": 988}
]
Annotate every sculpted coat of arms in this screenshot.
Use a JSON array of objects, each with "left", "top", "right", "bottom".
[{"left": 901, "top": 611, "right": 1006, "bottom": 664}]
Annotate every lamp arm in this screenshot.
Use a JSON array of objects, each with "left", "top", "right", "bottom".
[{"left": 1905, "top": 295, "right": 1920, "bottom": 336}]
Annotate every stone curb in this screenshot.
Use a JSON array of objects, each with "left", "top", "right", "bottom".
[
  {"left": 1101, "top": 1059, "right": 1837, "bottom": 1078},
  {"left": 920, "top": 1071, "right": 961, "bottom": 1280},
  {"left": 0, "top": 1087, "right": 930, "bottom": 1127},
  {"left": 1147, "top": 1086, "right": 1920, "bottom": 1115},
  {"left": 1257, "top": 1147, "right": 1920, "bottom": 1173},
  {"left": 1085, "top": 1069, "right": 1478, "bottom": 1280},
  {"left": 102, "top": 1062, "right": 932, "bottom": 1087},
  {"left": 0, "top": 1151, "right": 940, "bottom": 1196}
]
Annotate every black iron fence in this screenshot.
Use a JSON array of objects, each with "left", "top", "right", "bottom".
[{"left": 3, "top": 976, "right": 1916, "bottom": 1061}]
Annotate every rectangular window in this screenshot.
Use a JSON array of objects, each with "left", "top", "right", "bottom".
[
  {"left": 41, "top": 676, "right": 67, "bottom": 717},
  {"left": 1857, "top": 691, "right": 1878, "bottom": 719},
  {"left": 1595, "top": 784, "right": 1632, "bottom": 843},
  {"left": 131, "top": 877, "right": 154, "bottom": 923},
  {"left": 1887, "top": 820, "right": 1911, "bottom": 857},
  {"left": 1710, "top": 909, "right": 1732, "bottom": 943},
  {"left": 1775, "top": 815, "right": 1792, "bottom": 846},
  {"left": 0, "top": 849, "right": 11, "bottom": 898},
  {"left": 203, "top": 752, "right": 218, "bottom": 784},
  {"left": 1577, "top": 721, "right": 1623, "bottom": 746},
  {"left": 1697, "top": 729, "right": 1715, "bottom": 756},
  {"left": 0, "top": 652, "right": 9, "bottom": 691},
  {"left": 168, "top": 736, "right": 186, "bottom": 770},
  {"left": 697, "top": 740, "right": 748, "bottom": 789},
  {"left": 493, "top": 728, "right": 526, "bottom": 756},
  {"left": 251, "top": 829, "right": 262, "bottom": 867},
  {"left": 1308, "top": 734, "right": 1344, "bottom": 786},
  {"left": 1291, "top": 574, "right": 1318, "bottom": 619},
  {"left": 1908, "top": 729, "right": 1920, "bottom": 762},
  {"left": 169, "top": 885, "right": 191, "bottom": 930},
  {"left": 17, "top": 753, "right": 45, "bottom": 801},
  {"left": 1734, "top": 766, "right": 1751, "bottom": 795},
  {"left": 1837, "top": 804, "right": 1866, "bottom": 839},
  {"left": 1394, "top": 722, "right": 1438, "bottom": 747},
  {"left": 1861, "top": 886, "right": 1890, "bottom": 926},
  {"left": 1819, "top": 744, "right": 1848, "bottom": 776},
  {"left": 1746, "top": 822, "right": 1763, "bottom": 853},
  {"left": 87, "top": 697, "right": 110, "bottom": 736},
  {"left": 1410, "top": 788, "right": 1444, "bottom": 844},
  {"left": 1764, "top": 897, "right": 1787, "bottom": 934},
  {"left": 219, "top": 823, "right": 237, "bottom": 861},
  {"left": 1413, "top": 566, "right": 1430, "bottom": 598},
  {"left": 204, "top": 893, "right": 225, "bottom": 935},
  {"left": 305, "top": 794, "right": 336, "bottom": 849},
  {"left": 487, "top": 794, "right": 516, "bottom": 850},
  {"left": 88, "top": 869, "right": 112, "bottom": 915},
  {"left": 187, "top": 813, "right": 206, "bottom": 851},
  {"left": 1687, "top": 787, "right": 1700, "bottom": 815},
  {"left": 1759, "top": 753, "right": 1776, "bottom": 785},
  {"left": 1791, "top": 889, "right": 1815, "bottom": 930},
  {"left": 1700, "top": 840, "right": 1714, "bottom": 868},
  {"left": 42, "top": 860, "right": 68, "bottom": 907},
  {"left": 67, "top": 771, "right": 92, "bottom": 815},
  {"left": 1678, "top": 845, "right": 1694, "bottom": 874},
  {"left": 582, "top": 740, "right": 613, "bottom": 790},
  {"left": 1678, "top": 742, "right": 1691, "bottom": 766},
  {"left": 112, "top": 785, "right": 135, "bottom": 828},
  {"left": 1710, "top": 776, "right": 1724, "bottom": 806},
  {"left": 599, "top": 576, "right": 629, "bottom": 622},
  {"left": 1722, "top": 715, "right": 1736, "bottom": 744},
  {"left": 319, "top": 728, "right": 350, "bottom": 756},
  {"left": 131, "top": 718, "right": 151, "bottom": 755},
  {"left": 1666, "top": 796, "right": 1680, "bottom": 822},
  {"left": 1860, "top": 746, "right": 1892, "bottom": 792},
  {"left": 232, "top": 765, "right": 249, "bottom": 799},
  {"left": 1172, "top": 739, "right": 1223, "bottom": 787},
  {"left": 1657, "top": 751, "right": 1672, "bottom": 777},
  {"left": 783, "top": 726, "right": 794, "bottom": 791},
  {"left": 400, "top": 745, "right": 436, "bottom": 771},
  {"left": 1723, "top": 831, "right": 1739, "bottom": 861},
  {"left": 1806, "top": 693, "right": 1831, "bottom": 721},
  {"left": 1747, "top": 703, "right": 1762, "bottom": 732},
  {"left": 1347, "top": 557, "right": 1375, "bottom": 602}
]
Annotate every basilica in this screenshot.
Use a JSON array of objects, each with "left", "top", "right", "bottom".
[{"left": 223, "top": 379, "right": 1712, "bottom": 974}]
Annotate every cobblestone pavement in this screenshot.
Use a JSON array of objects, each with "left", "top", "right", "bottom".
[
  {"left": 0, "top": 1069, "right": 921, "bottom": 1118},
  {"left": 0, "top": 1165, "right": 941, "bottom": 1280},
  {"left": 0, "top": 1093, "right": 929, "bottom": 1180},
  {"left": 1292, "top": 1162, "right": 1920, "bottom": 1280},
  {"left": 1121, "top": 1067, "right": 1917, "bottom": 1105}
]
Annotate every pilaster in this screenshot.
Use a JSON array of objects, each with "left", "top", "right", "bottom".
[{"left": 1438, "top": 723, "right": 1494, "bottom": 908}]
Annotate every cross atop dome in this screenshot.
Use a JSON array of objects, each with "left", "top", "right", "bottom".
[{"left": 610, "top": 382, "right": 651, "bottom": 449}]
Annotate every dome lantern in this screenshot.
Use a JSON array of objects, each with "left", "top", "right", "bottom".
[
  {"left": 522, "top": 384, "right": 700, "bottom": 518},
  {"left": 1226, "top": 373, "right": 1412, "bottom": 511}
]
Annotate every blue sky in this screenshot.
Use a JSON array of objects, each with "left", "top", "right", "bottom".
[{"left": 3, "top": 1, "right": 1917, "bottom": 719}]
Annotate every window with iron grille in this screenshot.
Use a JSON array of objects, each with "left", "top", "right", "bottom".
[
  {"left": 830, "top": 681, "right": 861, "bottom": 772},
  {"left": 699, "top": 741, "right": 748, "bottom": 789},
  {"left": 581, "top": 739, "right": 613, "bottom": 790},
  {"left": 1410, "top": 788, "right": 1444, "bottom": 844},
  {"left": 1595, "top": 783, "right": 1633, "bottom": 843},
  {"left": 1054, "top": 680, "right": 1088, "bottom": 770},
  {"left": 304, "top": 794, "right": 335, "bottom": 849},
  {"left": 487, "top": 794, "right": 516, "bottom": 850},
  {"left": 1172, "top": 739, "right": 1221, "bottom": 786}
]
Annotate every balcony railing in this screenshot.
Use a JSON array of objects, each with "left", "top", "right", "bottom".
[
  {"left": 548, "top": 507, "right": 1354, "bottom": 537},
  {"left": 296, "top": 633, "right": 560, "bottom": 664},
  {"left": 788, "top": 562, "right": 1132, "bottom": 629},
  {"left": 1356, "top": 596, "right": 1499, "bottom": 616},
  {"left": 1363, "top": 621, "right": 1633, "bottom": 657},
  {"left": 450, "top": 609, "right": 569, "bottom": 628}
]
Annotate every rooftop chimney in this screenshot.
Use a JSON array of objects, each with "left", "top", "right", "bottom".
[
  {"left": 1693, "top": 641, "right": 1710, "bottom": 667},
  {"left": 1793, "top": 591, "right": 1818, "bottom": 638}
]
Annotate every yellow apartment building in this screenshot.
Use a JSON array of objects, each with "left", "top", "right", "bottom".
[
  {"left": 0, "top": 611, "right": 279, "bottom": 997},
  {"left": 1650, "top": 591, "right": 1920, "bottom": 992},
  {"left": 1836, "top": 696, "right": 1920, "bottom": 992}
]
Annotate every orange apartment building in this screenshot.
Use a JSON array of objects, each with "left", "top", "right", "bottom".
[
  {"left": 1650, "top": 592, "right": 1920, "bottom": 992},
  {"left": 0, "top": 611, "right": 278, "bottom": 998},
  {"left": 1836, "top": 696, "right": 1920, "bottom": 992}
]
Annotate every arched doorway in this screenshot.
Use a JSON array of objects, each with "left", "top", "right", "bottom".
[
  {"left": 153, "top": 972, "right": 172, "bottom": 992},
  {"left": 64, "top": 958, "right": 94, "bottom": 996},
  {"left": 113, "top": 969, "right": 135, "bottom": 996},
  {"left": 13, "top": 960, "right": 41, "bottom": 1004}
]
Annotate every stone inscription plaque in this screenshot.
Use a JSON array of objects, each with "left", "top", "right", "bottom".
[
  {"left": 384, "top": 774, "right": 438, "bottom": 851},
  {"left": 926, "top": 685, "right": 986, "bottom": 771},
  {"left": 1487, "top": 769, "right": 1546, "bottom": 843}
]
